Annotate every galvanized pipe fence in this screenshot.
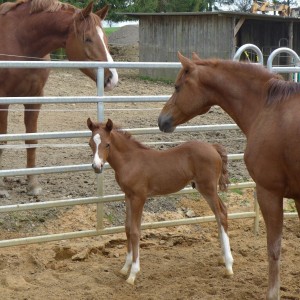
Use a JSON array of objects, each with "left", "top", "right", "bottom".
[{"left": 0, "top": 44, "right": 298, "bottom": 248}]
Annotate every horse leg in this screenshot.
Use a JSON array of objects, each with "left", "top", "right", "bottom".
[
  {"left": 0, "top": 105, "right": 9, "bottom": 191},
  {"left": 120, "top": 197, "right": 133, "bottom": 276},
  {"left": 126, "top": 195, "right": 145, "bottom": 285},
  {"left": 196, "top": 183, "right": 234, "bottom": 276},
  {"left": 24, "top": 104, "right": 42, "bottom": 195},
  {"left": 256, "top": 185, "right": 283, "bottom": 300}
]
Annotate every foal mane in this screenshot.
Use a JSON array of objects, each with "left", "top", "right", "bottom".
[
  {"left": 112, "top": 126, "right": 150, "bottom": 151},
  {"left": 0, "top": 0, "right": 71, "bottom": 15}
]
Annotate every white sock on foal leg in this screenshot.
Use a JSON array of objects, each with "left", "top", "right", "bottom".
[
  {"left": 120, "top": 251, "right": 132, "bottom": 275},
  {"left": 220, "top": 226, "right": 234, "bottom": 275},
  {"left": 126, "top": 254, "right": 140, "bottom": 285}
]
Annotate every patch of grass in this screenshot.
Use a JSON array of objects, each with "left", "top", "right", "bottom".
[
  {"left": 284, "top": 199, "right": 297, "bottom": 212},
  {"left": 104, "top": 27, "right": 119, "bottom": 36}
]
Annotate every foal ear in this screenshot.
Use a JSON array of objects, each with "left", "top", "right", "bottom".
[
  {"left": 87, "top": 118, "right": 95, "bottom": 131},
  {"left": 95, "top": 4, "right": 109, "bottom": 20},
  {"left": 178, "top": 52, "right": 194, "bottom": 69},
  {"left": 192, "top": 52, "right": 201, "bottom": 61},
  {"left": 80, "top": 1, "right": 94, "bottom": 19},
  {"left": 106, "top": 119, "right": 113, "bottom": 132}
]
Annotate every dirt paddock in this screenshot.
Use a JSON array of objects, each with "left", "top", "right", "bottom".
[{"left": 0, "top": 49, "right": 299, "bottom": 299}]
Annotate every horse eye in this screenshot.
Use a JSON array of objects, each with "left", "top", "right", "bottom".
[
  {"left": 85, "top": 37, "right": 92, "bottom": 43},
  {"left": 106, "top": 144, "right": 110, "bottom": 148},
  {"left": 175, "top": 85, "right": 180, "bottom": 92}
]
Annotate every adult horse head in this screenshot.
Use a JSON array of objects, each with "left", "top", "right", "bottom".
[
  {"left": 64, "top": 1, "right": 118, "bottom": 90},
  {"left": 0, "top": 0, "right": 118, "bottom": 195},
  {"left": 158, "top": 52, "right": 300, "bottom": 300}
]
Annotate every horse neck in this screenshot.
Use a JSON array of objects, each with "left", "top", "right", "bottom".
[
  {"left": 106, "top": 131, "right": 141, "bottom": 171},
  {"left": 205, "top": 62, "right": 273, "bottom": 136},
  {"left": 11, "top": 5, "right": 73, "bottom": 57}
]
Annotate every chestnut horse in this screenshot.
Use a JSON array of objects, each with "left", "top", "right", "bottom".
[
  {"left": 0, "top": 0, "right": 118, "bottom": 195},
  {"left": 87, "top": 118, "right": 233, "bottom": 285},
  {"left": 158, "top": 52, "right": 300, "bottom": 300}
]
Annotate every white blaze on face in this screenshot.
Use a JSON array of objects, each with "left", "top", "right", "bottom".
[
  {"left": 93, "top": 133, "right": 103, "bottom": 170},
  {"left": 96, "top": 26, "right": 118, "bottom": 90}
]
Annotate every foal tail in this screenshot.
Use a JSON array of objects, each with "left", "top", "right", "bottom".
[{"left": 213, "top": 144, "right": 230, "bottom": 192}]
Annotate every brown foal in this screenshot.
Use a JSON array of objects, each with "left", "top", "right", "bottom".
[{"left": 87, "top": 118, "right": 233, "bottom": 285}]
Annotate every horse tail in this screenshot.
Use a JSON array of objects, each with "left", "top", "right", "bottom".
[{"left": 213, "top": 144, "right": 230, "bottom": 192}]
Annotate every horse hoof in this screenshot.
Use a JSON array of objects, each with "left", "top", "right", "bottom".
[
  {"left": 27, "top": 186, "right": 42, "bottom": 196},
  {"left": 0, "top": 189, "right": 9, "bottom": 198}
]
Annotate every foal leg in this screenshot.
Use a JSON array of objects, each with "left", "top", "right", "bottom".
[
  {"left": 126, "top": 196, "right": 145, "bottom": 285},
  {"left": 24, "top": 104, "right": 42, "bottom": 195},
  {"left": 0, "top": 105, "right": 9, "bottom": 191},
  {"left": 120, "top": 197, "right": 133, "bottom": 276},
  {"left": 197, "top": 183, "right": 233, "bottom": 276},
  {"left": 256, "top": 185, "right": 283, "bottom": 300}
]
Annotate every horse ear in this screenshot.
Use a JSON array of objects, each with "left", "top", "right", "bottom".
[
  {"left": 80, "top": 1, "right": 94, "bottom": 19},
  {"left": 178, "top": 52, "right": 194, "bottom": 69},
  {"left": 192, "top": 52, "right": 201, "bottom": 61},
  {"left": 106, "top": 119, "right": 113, "bottom": 132},
  {"left": 95, "top": 4, "right": 109, "bottom": 20},
  {"left": 87, "top": 118, "right": 95, "bottom": 131}
]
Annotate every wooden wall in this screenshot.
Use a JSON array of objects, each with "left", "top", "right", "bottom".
[
  {"left": 139, "top": 15, "right": 234, "bottom": 80},
  {"left": 136, "top": 13, "right": 300, "bottom": 80}
]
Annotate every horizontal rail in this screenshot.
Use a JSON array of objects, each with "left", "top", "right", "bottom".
[
  {"left": 0, "top": 153, "right": 244, "bottom": 177},
  {"left": 0, "top": 181, "right": 256, "bottom": 213},
  {"left": 0, "top": 209, "right": 297, "bottom": 248},
  {"left": 0, "top": 124, "right": 239, "bottom": 142},
  {"left": 0, "top": 95, "right": 169, "bottom": 105},
  {"left": 0, "top": 61, "right": 181, "bottom": 69}
]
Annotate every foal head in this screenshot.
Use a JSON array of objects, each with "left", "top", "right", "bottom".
[
  {"left": 65, "top": 2, "right": 118, "bottom": 90},
  {"left": 87, "top": 118, "right": 113, "bottom": 173},
  {"left": 158, "top": 52, "right": 213, "bottom": 132}
]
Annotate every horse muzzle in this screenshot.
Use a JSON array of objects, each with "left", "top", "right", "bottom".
[
  {"left": 158, "top": 114, "right": 176, "bottom": 133},
  {"left": 104, "top": 68, "right": 118, "bottom": 91},
  {"left": 92, "top": 163, "right": 103, "bottom": 174}
]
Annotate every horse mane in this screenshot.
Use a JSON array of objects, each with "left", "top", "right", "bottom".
[
  {"left": 113, "top": 126, "right": 150, "bottom": 151},
  {"left": 267, "top": 78, "right": 300, "bottom": 105},
  {"left": 195, "top": 58, "right": 275, "bottom": 79},
  {"left": 194, "top": 59, "right": 300, "bottom": 105},
  {"left": 0, "top": 0, "right": 71, "bottom": 15}
]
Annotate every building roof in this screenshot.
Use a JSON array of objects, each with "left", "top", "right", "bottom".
[{"left": 124, "top": 11, "right": 300, "bottom": 22}]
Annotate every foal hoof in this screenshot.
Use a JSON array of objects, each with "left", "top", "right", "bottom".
[
  {"left": 120, "top": 268, "right": 128, "bottom": 276},
  {"left": 225, "top": 269, "right": 234, "bottom": 277},
  {"left": 126, "top": 276, "right": 135, "bottom": 285}
]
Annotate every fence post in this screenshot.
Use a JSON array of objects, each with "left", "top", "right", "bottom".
[{"left": 96, "top": 67, "right": 105, "bottom": 231}]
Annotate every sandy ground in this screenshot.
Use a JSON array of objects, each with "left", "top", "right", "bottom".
[{"left": 0, "top": 50, "right": 299, "bottom": 299}]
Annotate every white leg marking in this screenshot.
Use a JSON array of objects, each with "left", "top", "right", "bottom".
[
  {"left": 120, "top": 251, "right": 132, "bottom": 275},
  {"left": 126, "top": 252, "right": 140, "bottom": 285},
  {"left": 93, "top": 134, "right": 104, "bottom": 169},
  {"left": 96, "top": 26, "right": 118, "bottom": 90},
  {"left": 220, "top": 226, "right": 234, "bottom": 275}
]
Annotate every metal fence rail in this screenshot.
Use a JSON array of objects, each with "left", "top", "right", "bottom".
[{"left": 0, "top": 44, "right": 298, "bottom": 248}]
